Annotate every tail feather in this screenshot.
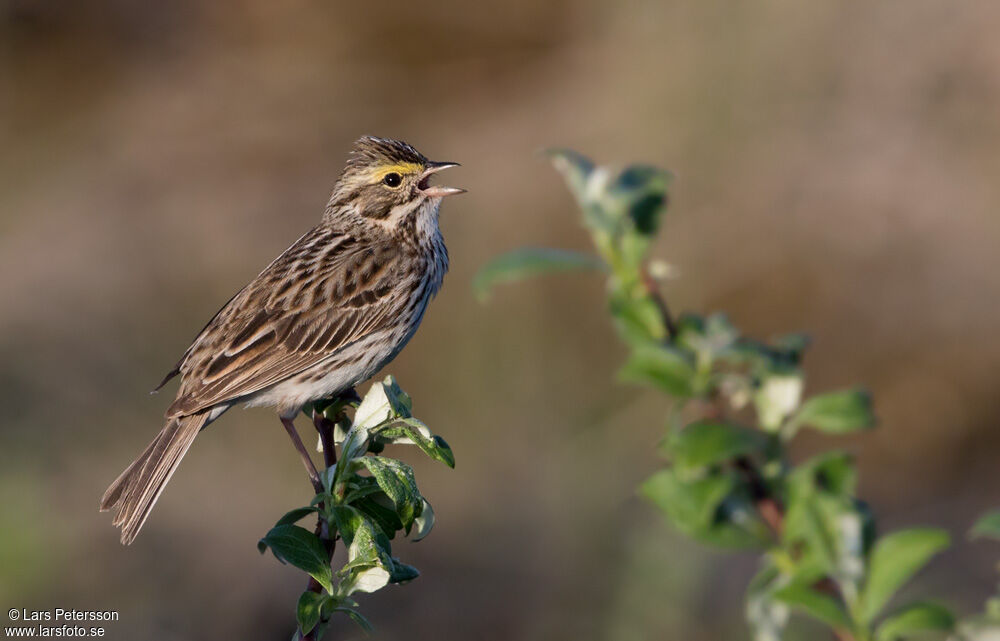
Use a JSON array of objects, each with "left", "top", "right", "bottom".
[
  {"left": 100, "top": 433, "right": 159, "bottom": 511},
  {"left": 100, "top": 413, "right": 208, "bottom": 545}
]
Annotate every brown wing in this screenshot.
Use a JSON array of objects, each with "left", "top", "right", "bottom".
[{"left": 165, "top": 226, "right": 410, "bottom": 418}]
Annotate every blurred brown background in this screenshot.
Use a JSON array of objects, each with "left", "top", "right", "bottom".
[{"left": 2, "top": 1, "right": 999, "bottom": 639}]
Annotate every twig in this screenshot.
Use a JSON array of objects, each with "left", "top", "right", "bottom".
[
  {"left": 300, "top": 392, "right": 354, "bottom": 641},
  {"left": 734, "top": 457, "right": 785, "bottom": 538},
  {"left": 315, "top": 413, "right": 338, "bottom": 470},
  {"left": 641, "top": 267, "right": 678, "bottom": 339},
  {"left": 737, "top": 458, "right": 856, "bottom": 641},
  {"left": 651, "top": 287, "right": 856, "bottom": 641}
]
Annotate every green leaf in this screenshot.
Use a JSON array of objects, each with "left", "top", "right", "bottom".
[
  {"left": 354, "top": 493, "right": 404, "bottom": 540},
  {"left": 330, "top": 506, "right": 364, "bottom": 549},
  {"left": 875, "top": 602, "right": 955, "bottom": 641},
  {"left": 641, "top": 469, "right": 730, "bottom": 530},
  {"left": 258, "top": 524, "right": 333, "bottom": 594},
  {"left": 335, "top": 430, "right": 370, "bottom": 483},
  {"left": 359, "top": 456, "right": 423, "bottom": 533},
  {"left": 327, "top": 375, "right": 414, "bottom": 478},
  {"left": 666, "top": 420, "right": 766, "bottom": 477},
  {"left": 545, "top": 148, "right": 595, "bottom": 201},
  {"left": 771, "top": 582, "right": 852, "bottom": 631},
  {"left": 773, "top": 333, "right": 811, "bottom": 361},
  {"left": 618, "top": 343, "right": 694, "bottom": 397},
  {"left": 642, "top": 468, "right": 770, "bottom": 549},
  {"left": 274, "top": 506, "right": 319, "bottom": 528},
  {"left": 641, "top": 469, "right": 732, "bottom": 534},
  {"left": 677, "top": 312, "right": 740, "bottom": 362},
  {"left": 296, "top": 591, "right": 326, "bottom": 635},
  {"left": 473, "top": 248, "right": 606, "bottom": 301},
  {"left": 781, "top": 494, "right": 839, "bottom": 574},
  {"left": 373, "top": 418, "right": 455, "bottom": 468},
  {"left": 345, "top": 565, "right": 391, "bottom": 595},
  {"left": 859, "top": 528, "right": 951, "bottom": 624},
  {"left": 794, "top": 388, "right": 875, "bottom": 434},
  {"left": 610, "top": 295, "right": 668, "bottom": 345},
  {"left": 341, "top": 475, "right": 385, "bottom": 504},
  {"left": 412, "top": 499, "right": 435, "bottom": 542},
  {"left": 746, "top": 563, "right": 790, "bottom": 641},
  {"left": 985, "top": 596, "right": 1000, "bottom": 622},
  {"left": 389, "top": 558, "right": 420, "bottom": 583},
  {"left": 334, "top": 607, "right": 374, "bottom": 634},
  {"left": 970, "top": 509, "right": 1000, "bottom": 541},
  {"left": 333, "top": 507, "right": 395, "bottom": 596},
  {"left": 782, "top": 474, "right": 866, "bottom": 589},
  {"left": 606, "top": 164, "right": 671, "bottom": 237},
  {"left": 795, "top": 452, "right": 858, "bottom": 497},
  {"left": 354, "top": 376, "right": 412, "bottom": 431},
  {"left": 547, "top": 149, "right": 624, "bottom": 237}
]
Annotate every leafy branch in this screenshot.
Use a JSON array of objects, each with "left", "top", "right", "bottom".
[
  {"left": 259, "top": 376, "right": 454, "bottom": 639},
  {"left": 951, "top": 510, "right": 1000, "bottom": 641},
  {"left": 477, "top": 150, "right": 961, "bottom": 641}
]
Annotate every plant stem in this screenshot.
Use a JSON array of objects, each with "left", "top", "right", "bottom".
[
  {"left": 641, "top": 267, "right": 677, "bottom": 339},
  {"left": 734, "top": 457, "right": 785, "bottom": 538},
  {"left": 645, "top": 275, "right": 857, "bottom": 641},
  {"left": 299, "top": 393, "right": 351, "bottom": 641},
  {"left": 738, "top": 454, "right": 857, "bottom": 641}
]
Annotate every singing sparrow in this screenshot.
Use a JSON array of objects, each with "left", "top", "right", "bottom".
[{"left": 101, "top": 136, "right": 463, "bottom": 544}]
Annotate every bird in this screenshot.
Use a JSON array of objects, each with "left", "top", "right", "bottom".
[{"left": 100, "top": 136, "right": 464, "bottom": 545}]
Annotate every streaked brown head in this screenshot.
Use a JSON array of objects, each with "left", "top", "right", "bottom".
[{"left": 328, "top": 136, "right": 464, "bottom": 225}]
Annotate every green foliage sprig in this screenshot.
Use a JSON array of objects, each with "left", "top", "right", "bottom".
[
  {"left": 953, "top": 510, "right": 1000, "bottom": 640},
  {"left": 259, "top": 376, "right": 454, "bottom": 639},
  {"left": 477, "top": 150, "right": 966, "bottom": 641}
]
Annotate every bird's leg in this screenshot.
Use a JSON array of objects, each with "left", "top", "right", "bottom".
[{"left": 280, "top": 417, "right": 323, "bottom": 493}]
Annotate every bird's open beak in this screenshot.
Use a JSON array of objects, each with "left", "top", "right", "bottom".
[{"left": 419, "top": 161, "right": 465, "bottom": 198}]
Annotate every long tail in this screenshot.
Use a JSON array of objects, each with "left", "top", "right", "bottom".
[{"left": 100, "top": 412, "right": 208, "bottom": 545}]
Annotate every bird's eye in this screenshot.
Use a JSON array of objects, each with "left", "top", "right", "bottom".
[{"left": 383, "top": 172, "right": 402, "bottom": 187}]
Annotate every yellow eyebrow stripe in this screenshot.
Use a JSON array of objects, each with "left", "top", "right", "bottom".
[{"left": 372, "top": 163, "right": 423, "bottom": 181}]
